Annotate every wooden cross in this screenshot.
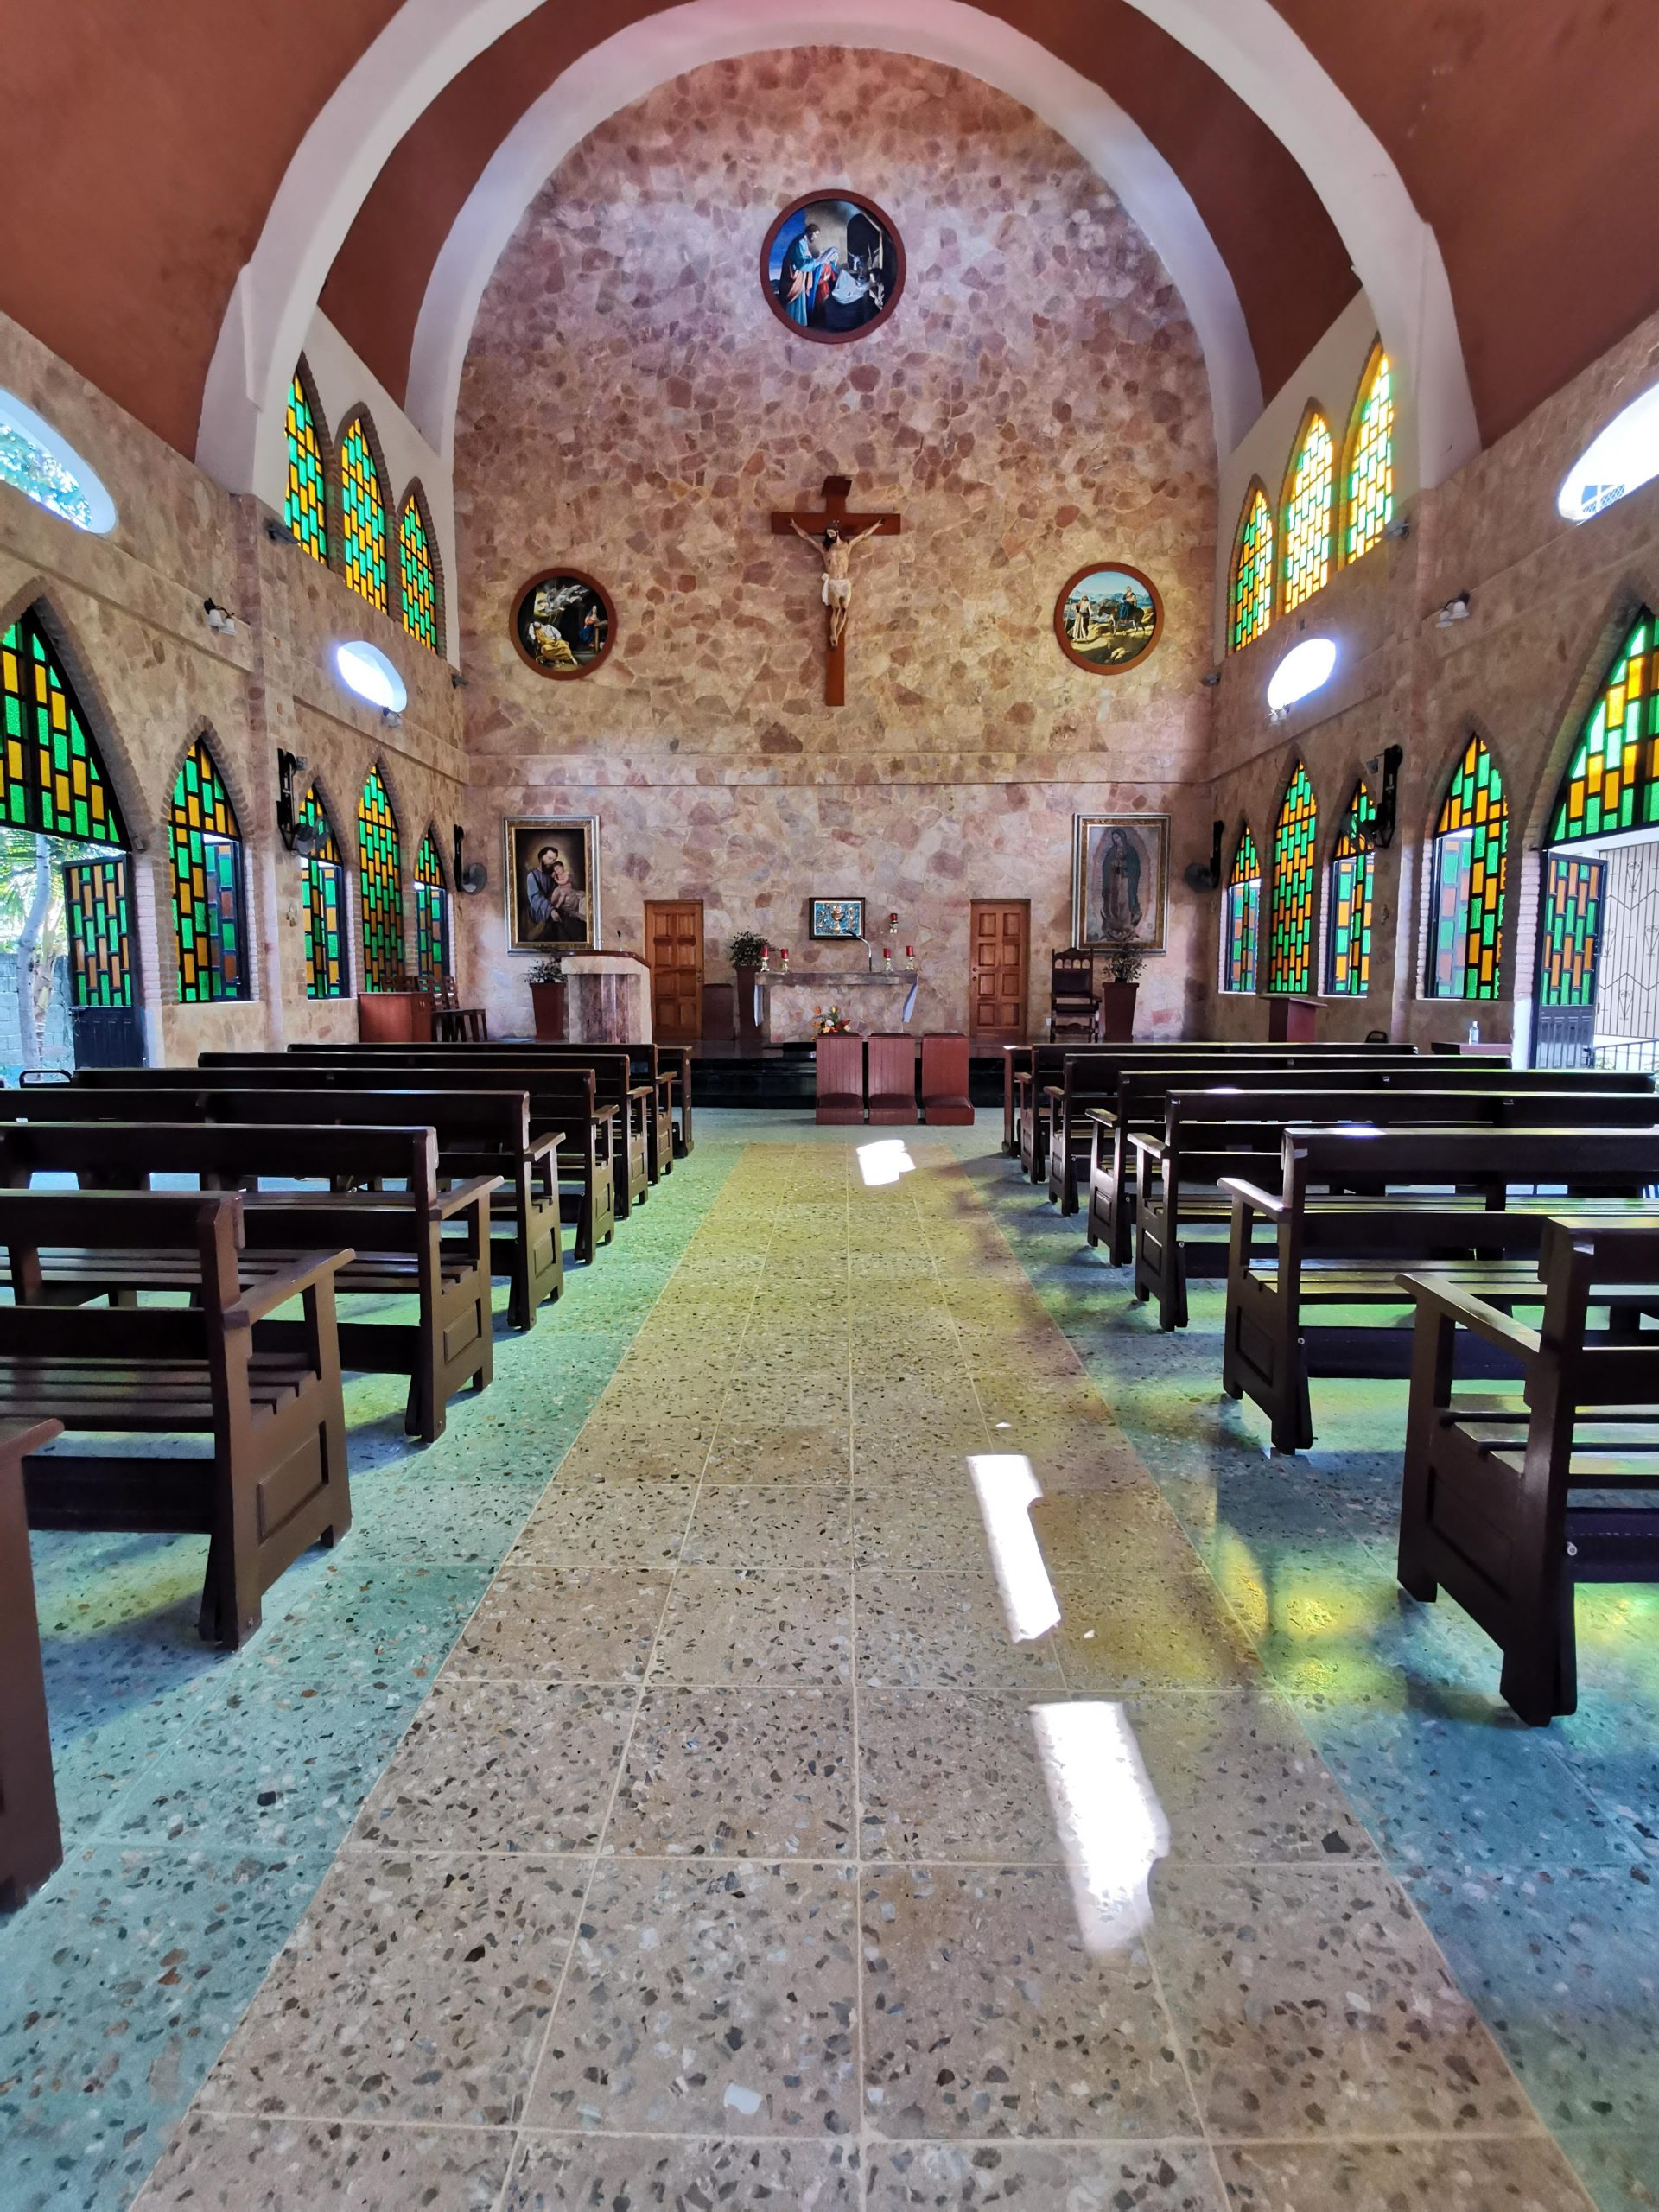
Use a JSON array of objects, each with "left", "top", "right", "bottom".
[{"left": 770, "top": 474, "right": 901, "bottom": 707}]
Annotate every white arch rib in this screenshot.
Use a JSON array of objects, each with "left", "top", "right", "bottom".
[
  {"left": 195, "top": 0, "right": 1477, "bottom": 510},
  {"left": 404, "top": 0, "right": 1258, "bottom": 463}
]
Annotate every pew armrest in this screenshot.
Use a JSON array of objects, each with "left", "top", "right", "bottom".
[
  {"left": 433, "top": 1174, "right": 505, "bottom": 1220},
  {"left": 1220, "top": 1174, "right": 1285, "bottom": 1219},
  {"left": 527, "top": 1130, "right": 564, "bottom": 1168},
  {"left": 1397, "top": 1272, "right": 1544, "bottom": 1357},
  {"left": 233, "top": 1246, "right": 355, "bottom": 1327},
  {"left": 1127, "top": 1133, "right": 1168, "bottom": 1163}
]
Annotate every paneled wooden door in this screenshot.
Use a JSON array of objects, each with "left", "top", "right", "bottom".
[
  {"left": 645, "top": 899, "right": 704, "bottom": 1042},
  {"left": 969, "top": 899, "right": 1030, "bottom": 1043}
]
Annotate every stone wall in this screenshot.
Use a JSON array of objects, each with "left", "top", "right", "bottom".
[
  {"left": 454, "top": 49, "right": 1217, "bottom": 1036},
  {"left": 0, "top": 309, "right": 469, "bottom": 1066}
]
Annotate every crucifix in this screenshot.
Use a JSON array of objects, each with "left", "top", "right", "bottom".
[{"left": 770, "top": 474, "right": 901, "bottom": 707}]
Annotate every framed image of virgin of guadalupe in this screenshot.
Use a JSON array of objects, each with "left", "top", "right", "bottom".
[
  {"left": 1071, "top": 815, "right": 1169, "bottom": 955},
  {"left": 760, "top": 193, "right": 906, "bottom": 343}
]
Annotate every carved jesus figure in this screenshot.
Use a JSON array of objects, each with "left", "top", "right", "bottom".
[{"left": 790, "top": 517, "right": 882, "bottom": 646}]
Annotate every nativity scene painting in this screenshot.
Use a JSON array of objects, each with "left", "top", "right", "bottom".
[
  {"left": 512, "top": 569, "right": 614, "bottom": 678},
  {"left": 1054, "top": 563, "right": 1162, "bottom": 672},
  {"left": 762, "top": 193, "right": 904, "bottom": 342},
  {"left": 1072, "top": 813, "right": 1169, "bottom": 954}
]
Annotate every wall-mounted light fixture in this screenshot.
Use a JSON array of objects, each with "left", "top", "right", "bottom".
[
  {"left": 203, "top": 597, "right": 238, "bottom": 636},
  {"left": 265, "top": 517, "right": 297, "bottom": 545},
  {"left": 1436, "top": 592, "right": 1471, "bottom": 626},
  {"left": 1198, "top": 669, "right": 1221, "bottom": 689},
  {"left": 1383, "top": 516, "right": 1411, "bottom": 541}
]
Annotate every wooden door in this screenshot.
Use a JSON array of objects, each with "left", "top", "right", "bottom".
[
  {"left": 969, "top": 899, "right": 1030, "bottom": 1043},
  {"left": 645, "top": 899, "right": 704, "bottom": 1042}
]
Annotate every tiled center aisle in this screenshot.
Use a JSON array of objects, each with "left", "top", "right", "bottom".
[{"left": 133, "top": 1138, "right": 1592, "bottom": 2209}]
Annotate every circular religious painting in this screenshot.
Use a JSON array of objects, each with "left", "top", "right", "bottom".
[
  {"left": 511, "top": 569, "right": 616, "bottom": 679},
  {"left": 1054, "top": 563, "right": 1163, "bottom": 674},
  {"left": 760, "top": 192, "right": 905, "bottom": 344}
]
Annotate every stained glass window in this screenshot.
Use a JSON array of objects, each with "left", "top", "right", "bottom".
[
  {"left": 1343, "top": 346, "right": 1393, "bottom": 565},
  {"left": 399, "top": 496, "right": 439, "bottom": 652},
  {"left": 298, "top": 784, "right": 347, "bottom": 999},
  {"left": 1281, "top": 412, "right": 1335, "bottom": 614},
  {"left": 1539, "top": 854, "right": 1602, "bottom": 1008},
  {"left": 169, "top": 737, "right": 247, "bottom": 1002},
  {"left": 283, "top": 367, "right": 328, "bottom": 564},
  {"left": 1221, "top": 826, "right": 1261, "bottom": 994},
  {"left": 1549, "top": 612, "right": 1658, "bottom": 842},
  {"left": 63, "top": 856, "right": 133, "bottom": 1008},
  {"left": 0, "top": 609, "right": 125, "bottom": 846},
  {"left": 1268, "top": 766, "right": 1319, "bottom": 993},
  {"left": 340, "top": 419, "right": 387, "bottom": 611},
  {"left": 1229, "top": 486, "right": 1274, "bottom": 652},
  {"left": 357, "top": 765, "right": 404, "bottom": 990},
  {"left": 1326, "top": 782, "right": 1376, "bottom": 995},
  {"left": 1429, "top": 736, "right": 1508, "bottom": 999},
  {"left": 414, "top": 830, "right": 449, "bottom": 982}
]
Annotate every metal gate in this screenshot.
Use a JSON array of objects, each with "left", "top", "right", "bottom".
[{"left": 63, "top": 855, "right": 145, "bottom": 1067}]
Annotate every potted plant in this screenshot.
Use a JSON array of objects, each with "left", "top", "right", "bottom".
[
  {"left": 730, "top": 929, "right": 769, "bottom": 1050},
  {"left": 1099, "top": 933, "right": 1144, "bottom": 1043},
  {"left": 528, "top": 955, "right": 567, "bottom": 1041}
]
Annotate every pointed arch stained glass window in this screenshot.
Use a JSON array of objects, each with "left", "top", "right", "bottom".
[
  {"left": 298, "top": 785, "right": 347, "bottom": 999},
  {"left": 1281, "top": 414, "right": 1335, "bottom": 614},
  {"left": 170, "top": 738, "right": 247, "bottom": 1001},
  {"left": 414, "top": 830, "right": 449, "bottom": 982},
  {"left": 1268, "top": 765, "right": 1319, "bottom": 993},
  {"left": 1429, "top": 737, "right": 1508, "bottom": 1000},
  {"left": 0, "top": 610, "right": 125, "bottom": 846},
  {"left": 1343, "top": 347, "right": 1393, "bottom": 565},
  {"left": 399, "top": 497, "right": 438, "bottom": 652},
  {"left": 1222, "top": 826, "right": 1261, "bottom": 994},
  {"left": 340, "top": 420, "right": 388, "bottom": 611},
  {"left": 283, "top": 369, "right": 328, "bottom": 564},
  {"left": 1326, "top": 782, "right": 1376, "bottom": 995},
  {"left": 357, "top": 766, "right": 403, "bottom": 990},
  {"left": 1550, "top": 612, "right": 1659, "bottom": 843},
  {"left": 1229, "top": 487, "right": 1274, "bottom": 652}
]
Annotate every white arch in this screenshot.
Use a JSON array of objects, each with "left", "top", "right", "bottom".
[
  {"left": 196, "top": 0, "right": 1478, "bottom": 509},
  {"left": 404, "top": 0, "right": 1257, "bottom": 462}
]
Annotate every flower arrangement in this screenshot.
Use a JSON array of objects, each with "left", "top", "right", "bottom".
[
  {"left": 812, "top": 1004, "right": 851, "bottom": 1035},
  {"left": 528, "top": 957, "right": 565, "bottom": 985},
  {"left": 1101, "top": 931, "right": 1146, "bottom": 988},
  {"left": 729, "top": 930, "right": 768, "bottom": 969}
]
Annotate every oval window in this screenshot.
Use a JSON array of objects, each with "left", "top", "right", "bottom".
[
  {"left": 1559, "top": 382, "right": 1659, "bottom": 522},
  {"left": 1267, "top": 636, "right": 1337, "bottom": 712},
  {"left": 334, "top": 640, "right": 408, "bottom": 713},
  {"left": 0, "top": 388, "right": 117, "bottom": 534}
]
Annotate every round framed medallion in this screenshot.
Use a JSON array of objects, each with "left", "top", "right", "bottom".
[
  {"left": 511, "top": 569, "right": 616, "bottom": 679},
  {"left": 1053, "top": 563, "right": 1163, "bottom": 675},
  {"left": 760, "top": 191, "right": 906, "bottom": 344}
]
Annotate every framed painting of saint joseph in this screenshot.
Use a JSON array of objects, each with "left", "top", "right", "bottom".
[
  {"left": 1071, "top": 815, "right": 1168, "bottom": 954},
  {"left": 505, "top": 817, "right": 601, "bottom": 955}
]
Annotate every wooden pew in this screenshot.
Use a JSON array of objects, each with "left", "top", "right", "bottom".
[
  {"left": 22, "top": 1085, "right": 563, "bottom": 1330},
  {"left": 0, "top": 1189, "right": 352, "bottom": 1648},
  {"left": 1132, "top": 1084, "right": 1659, "bottom": 1328},
  {"left": 267, "top": 1046, "right": 652, "bottom": 1220},
  {"left": 0, "top": 1414, "right": 64, "bottom": 1908},
  {"left": 0, "top": 1122, "right": 499, "bottom": 1444},
  {"left": 1220, "top": 1125, "right": 1659, "bottom": 1452},
  {"left": 1396, "top": 1217, "right": 1659, "bottom": 1726},
  {"left": 1001, "top": 1046, "right": 1030, "bottom": 1156},
  {"left": 98, "top": 1060, "right": 616, "bottom": 1266}
]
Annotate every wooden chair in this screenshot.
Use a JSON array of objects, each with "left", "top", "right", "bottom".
[
  {"left": 1398, "top": 1218, "right": 1659, "bottom": 1724},
  {"left": 0, "top": 1415, "right": 64, "bottom": 1908},
  {"left": 867, "top": 1034, "right": 918, "bottom": 1124},
  {"left": 1048, "top": 950, "right": 1098, "bottom": 1042},
  {"left": 816, "top": 1034, "right": 865, "bottom": 1125},
  {"left": 922, "top": 1034, "right": 974, "bottom": 1126}
]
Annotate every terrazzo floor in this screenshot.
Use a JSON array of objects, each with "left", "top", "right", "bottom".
[{"left": 0, "top": 1112, "right": 1651, "bottom": 2209}]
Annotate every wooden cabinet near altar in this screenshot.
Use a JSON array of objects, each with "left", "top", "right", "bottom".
[{"left": 358, "top": 989, "right": 435, "bottom": 1042}]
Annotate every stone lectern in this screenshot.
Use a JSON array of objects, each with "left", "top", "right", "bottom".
[{"left": 563, "top": 953, "right": 652, "bottom": 1043}]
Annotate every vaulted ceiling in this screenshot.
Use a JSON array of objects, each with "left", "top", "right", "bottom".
[{"left": 6, "top": 0, "right": 1656, "bottom": 469}]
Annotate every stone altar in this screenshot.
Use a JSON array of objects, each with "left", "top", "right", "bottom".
[
  {"left": 563, "top": 952, "right": 652, "bottom": 1043},
  {"left": 763, "top": 970, "right": 919, "bottom": 1042}
]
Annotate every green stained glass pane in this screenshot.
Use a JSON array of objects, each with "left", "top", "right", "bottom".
[
  {"left": 1268, "top": 766, "right": 1319, "bottom": 993},
  {"left": 1430, "top": 737, "right": 1508, "bottom": 999},
  {"left": 1550, "top": 613, "right": 1655, "bottom": 844},
  {"left": 1344, "top": 349, "right": 1394, "bottom": 563},
  {"left": 340, "top": 421, "right": 387, "bottom": 611},
  {"left": 399, "top": 499, "right": 439, "bottom": 651},
  {"left": 1326, "top": 783, "right": 1376, "bottom": 995},
  {"left": 1229, "top": 491, "right": 1274, "bottom": 652},
  {"left": 1540, "top": 857, "right": 1602, "bottom": 1009},
  {"left": 413, "top": 830, "right": 448, "bottom": 981},
  {"left": 1282, "top": 415, "right": 1335, "bottom": 613},
  {"left": 64, "top": 856, "right": 133, "bottom": 1008},
  {"left": 0, "top": 612, "right": 124, "bottom": 847},
  {"left": 1222, "top": 826, "right": 1260, "bottom": 993},
  {"left": 283, "top": 369, "right": 328, "bottom": 565},
  {"left": 169, "top": 738, "right": 245, "bottom": 1002},
  {"left": 357, "top": 765, "right": 404, "bottom": 990}
]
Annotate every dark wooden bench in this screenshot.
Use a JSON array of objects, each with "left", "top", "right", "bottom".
[
  {"left": 29, "top": 1084, "right": 562, "bottom": 1331},
  {"left": 0, "top": 1122, "right": 499, "bottom": 1444},
  {"left": 0, "top": 1189, "right": 352, "bottom": 1648},
  {"left": 1131, "top": 1081, "right": 1659, "bottom": 1326},
  {"left": 1396, "top": 1217, "right": 1659, "bottom": 1726},
  {"left": 0, "top": 1414, "right": 64, "bottom": 1907},
  {"left": 111, "top": 1059, "right": 617, "bottom": 1266},
  {"left": 1221, "top": 1125, "right": 1659, "bottom": 1451}
]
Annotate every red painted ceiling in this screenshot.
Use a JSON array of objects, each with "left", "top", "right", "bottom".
[{"left": 2, "top": 3, "right": 1654, "bottom": 461}]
